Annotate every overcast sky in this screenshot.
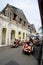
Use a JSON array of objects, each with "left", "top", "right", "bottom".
[{"left": 0, "top": 0, "right": 41, "bottom": 33}]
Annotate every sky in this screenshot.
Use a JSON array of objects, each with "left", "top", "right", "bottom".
[{"left": 0, "top": 0, "right": 41, "bottom": 33}]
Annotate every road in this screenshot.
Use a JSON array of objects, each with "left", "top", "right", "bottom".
[{"left": 0, "top": 46, "right": 41, "bottom": 65}]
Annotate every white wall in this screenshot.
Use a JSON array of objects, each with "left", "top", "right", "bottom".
[{"left": 0, "top": 18, "right": 30, "bottom": 46}]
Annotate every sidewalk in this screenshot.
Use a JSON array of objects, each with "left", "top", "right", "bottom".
[{"left": 41, "top": 46, "right": 43, "bottom": 65}]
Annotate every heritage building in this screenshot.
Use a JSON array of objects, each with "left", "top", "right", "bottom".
[{"left": 0, "top": 4, "right": 36, "bottom": 47}]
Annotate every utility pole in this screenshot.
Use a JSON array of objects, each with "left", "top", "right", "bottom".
[{"left": 38, "top": 0, "right": 43, "bottom": 65}]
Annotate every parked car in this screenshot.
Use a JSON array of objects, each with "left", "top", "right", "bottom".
[{"left": 22, "top": 41, "right": 34, "bottom": 54}]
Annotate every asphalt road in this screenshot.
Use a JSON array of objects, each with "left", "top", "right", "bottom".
[{"left": 0, "top": 46, "right": 41, "bottom": 65}]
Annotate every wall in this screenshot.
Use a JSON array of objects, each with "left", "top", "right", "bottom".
[{"left": 0, "top": 17, "right": 30, "bottom": 47}]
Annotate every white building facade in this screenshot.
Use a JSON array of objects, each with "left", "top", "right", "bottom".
[{"left": 0, "top": 4, "right": 30, "bottom": 47}]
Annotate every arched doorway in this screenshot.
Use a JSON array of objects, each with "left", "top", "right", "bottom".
[
  {"left": 11, "top": 30, "right": 15, "bottom": 40},
  {"left": 26, "top": 33, "right": 27, "bottom": 40},
  {"left": 18, "top": 31, "right": 21, "bottom": 40},
  {"left": 23, "top": 32, "right": 25, "bottom": 39},
  {"left": 2, "top": 28, "right": 7, "bottom": 45}
]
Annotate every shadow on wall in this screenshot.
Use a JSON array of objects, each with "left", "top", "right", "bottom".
[{"left": 5, "top": 60, "right": 19, "bottom": 65}]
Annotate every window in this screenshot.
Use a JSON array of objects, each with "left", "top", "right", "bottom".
[
  {"left": 18, "top": 32, "right": 21, "bottom": 35},
  {"left": 18, "top": 32, "right": 21, "bottom": 40},
  {"left": 5, "top": 11, "right": 9, "bottom": 17},
  {"left": 20, "top": 19, "right": 22, "bottom": 21},
  {"left": 19, "top": 18, "right": 22, "bottom": 23},
  {"left": 23, "top": 21, "right": 25, "bottom": 26},
  {"left": 13, "top": 14, "right": 17, "bottom": 20},
  {"left": 23, "top": 33, "right": 25, "bottom": 39},
  {"left": 28, "top": 25, "right": 30, "bottom": 29},
  {"left": 5, "top": 8, "right": 9, "bottom": 17},
  {"left": 28, "top": 25, "right": 30, "bottom": 27}
]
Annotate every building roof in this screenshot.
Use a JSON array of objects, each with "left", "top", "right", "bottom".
[
  {"left": 0, "top": 4, "right": 30, "bottom": 24},
  {"left": 30, "top": 24, "right": 36, "bottom": 32}
]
